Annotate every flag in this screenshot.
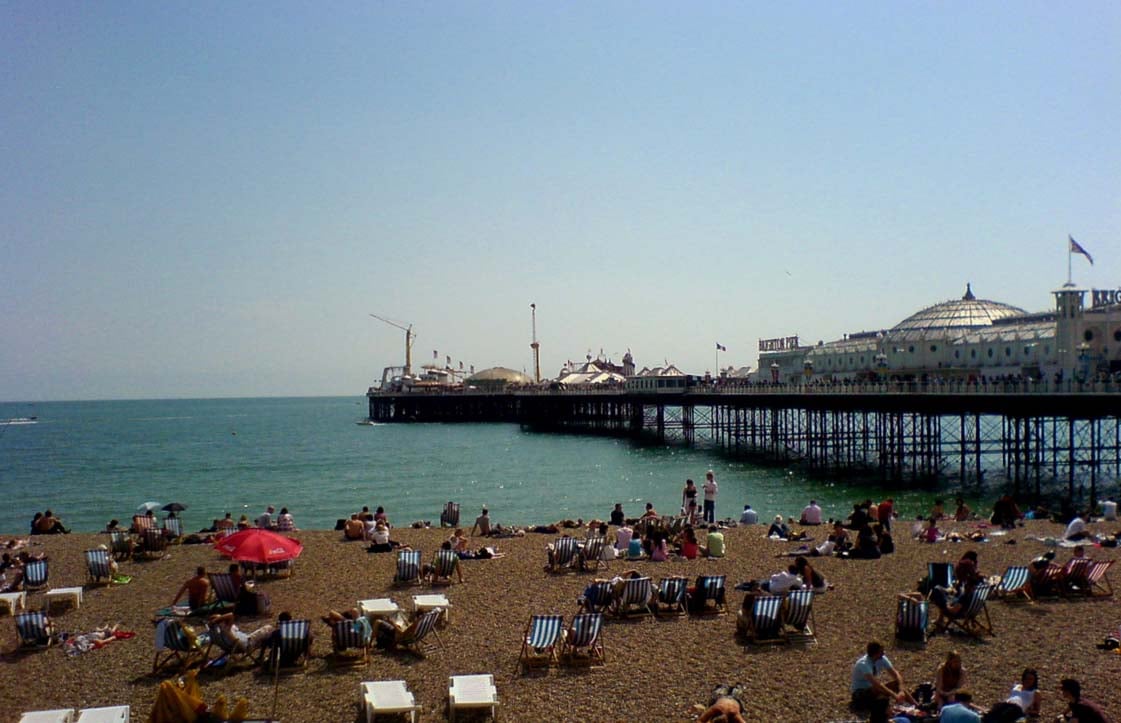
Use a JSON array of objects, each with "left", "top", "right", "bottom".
[
  {"left": 716, "top": 342, "right": 727, "bottom": 351},
  {"left": 1070, "top": 235, "right": 1094, "bottom": 265},
  {"left": 433, "top": 350, "right": 438, "bottom": 359}
]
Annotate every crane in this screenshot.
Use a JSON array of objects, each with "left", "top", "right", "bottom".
[
  {"left": 530, "top": 303, "right": 541, "bottom": 383},
  {"left": 369, "top": 313, "right": 415, "bottom": 376}
]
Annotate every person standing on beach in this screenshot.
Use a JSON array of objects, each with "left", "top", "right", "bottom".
[
  {"left": 702, "top": 470, "right": 718, "bottom": 523},
  {"left": 682, "top": 479, "right": 699, "bottom": 523},
  {"left": 470, "top": 507, "right": 491, "bottom": 537}
]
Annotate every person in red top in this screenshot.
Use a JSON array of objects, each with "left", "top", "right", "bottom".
[
  {"left": 877, "top": 498, "right": 894, "bottom": 532},
  {"left": 1059, "top": 678, "right": 1112, "bottom": 723}
]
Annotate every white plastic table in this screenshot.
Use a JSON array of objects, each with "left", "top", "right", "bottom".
[
  {"left": 76, "top": 707, "right": 129, "bottom": 723},
  {"left": 18, "top": 710, "right": 75, "bottom": 723},
  {"left": 0, "top": 590, "right": 27, "bottom": 615},
  {"left": 358, "top": 598, "right": 400, "bottom": 621},
  {"left": 448, "top": 674, "right": 497, "bottom": 722},
  {"left": 362, "top": 680, "right": 419, "bottom": 723},
  {"left": 412, "top": 593, "right": 451, "bottom": 625},
  {"left": 44, "top": 587, "right": 84, "bottom": 611}
]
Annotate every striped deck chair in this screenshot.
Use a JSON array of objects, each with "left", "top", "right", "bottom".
[
  {"left": 429, "top": 549, "right": 460, "bottom": 585},
  {"left": 15, "top": 611, "right": 54, "bottom": 650},
  {"left": 152, "top": 619, "right": 202, "bottom": 674},
  {"left": 925, "top": 562, "right": 954, "bottom": 598},
  {"left": 203, "top": 621, "right": 259, "bottom": 672},
  {"left": 611, "top": 576, "right": 654, "bottom": 617},
  {"left": 395, "top": 609, "right": 444, "bottom": 656},
  {"left": 1082, "top": 559, "right": 1114, "bottom": 598},
  {"left": 578, "top": 536, "right": 606, "bottom": 572},
  {"left": 139, "top": 528, "right": 167, "bottom": 559},
  {"left": 577, "top": 581, "right": 615, "bottom": 615},
  {"left": 1033, "top": 562, "right": 1067, "bottom": 599},
  {"left": 24, "top": 559, "right": 49, "bottom": 591},
  {"left": 1060, "top": 558, "right": 1092, "bottom": 596},
  {"left": 394, "top": 549, "right": 422, "bottom": 586},
  {"left": 518, "top": 614, "right": 564, "bottom": 670},
  {"left": 108, "top": 530, "right": 133, "bottom": 561},
  {"left": 84, "top": 549, "right": 112, "bottom": 585},
  {"left": 741, "top": 594, "right": 785, "bottom": 645},
  {"left": 895, "top": 595, "right": 928, "bottom": 646},
  {"left": 690, "top": 575, "right": 727, "bottom": 615},
  {"left": 163, "top": 517, "right": 183, "bottom": 541},
  {"left": 945, "top": 583, "right": 994, "bottom": 639},
  {"left": 440, "top": 501, "right": 460, "bottom": 528},
  {"left": 654, "top": 576, "right": 688, "bottom": 616},
  {"left": 267, "top": 618, "right": 312, "bottom": 672},
  {"left": 995, "top": 566, "right": 1032, "bottom": 603},
  {"left": 547, "top": 537, "right": 578, "bottom": 573},
  {"left": 208, "top": 572, "right": 241, "bottom": 610},
  {"left": 330, "top": 618, "right": 372, "bottom": 667},
  {"left": 560, "top": 613, "right": 605, "bottom": 666},
  {"left": 783, "top": 589, "right": 817, "bottom": 645},
  {"left": 132, "top": 515, "right": 155, "bottom": 535}
]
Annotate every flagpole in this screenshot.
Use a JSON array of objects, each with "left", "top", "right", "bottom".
[{"left": 1067, "top": 235, "right": 1072, "bottom": 286}]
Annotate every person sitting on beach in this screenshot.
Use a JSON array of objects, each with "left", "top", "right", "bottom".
[
  {"left": 470, "top": 507, "right": 492, "bottom": 537},
  {"left": 767, "top": 515, "right": 790, "bottom": 539},
  {"left": 800, "top": 500, "right": 823, "bottom": 526},
  {"left": 850, "top": 641, "right": 917, "bottom": 723},
  {"left": 847, "top": 503, "right": 871, "bottom": 530},
  {"left": 740, "top": 504, "right": 758, "bottom": 525},
  {"left": 983, "top": 668, "right": 1042, "bottom": 722},
  {"left": 343, "top": 514, "right": 365, "bottom": 541},
  {"left": 256, "top": 506, "right": 275, "bottom": 530},
  {"left": 930, "top": 499, "right": 946, "bottom": 521},
  {"left": 850, "top": 523, "right": 882, "bottom": 559},
  {"left": 422, "top": 542, "right": 465, "bottom": 583},
  {"left": 1063, "top": 513, "right": 1090, "bottom": 542},
  {"left": 647, "top": 528, "right": 670, "bottom": 561},
  {"left": 609, "top": 503, "right": 625, "bottom": 527},
  {"left": 827, "top": 521, "right": 852, "bottom": 552},
  {"left": 920, "top": 517, "right": 942, "bottom": 543},
  {"left": 760, "top": 564, "right": 803, "bottom": 594},
  {"left": 939, "top": 690, "right": 982, "bottom": 723},
  {"left": 953, "top": 498, "right": 972, "bottom": 522},
  {"left": 874, "top": 523, "right": 895, "bottom": 555},
  {"left": 216, "top": 513, "right": 235, "bottom": 530},
  {"left": 373, "top": 506, "right": 389, "bottom": 526},
  {"left": 29, "top": 512, "right": 42, "bottom": 536},
  {"left": 367, "top": 521, "right": 401, "bottom": 553},
  {"left": 990, "top": 495, "right": 1021, "bottom": 529},
  {"left": 933, "top": 650, "right": 967, "bottom": 709},
  {"left": 36, "top": 509, "right": 70, "bottom": 535},
  {"left": 1057, "top": 678, "right": 1110, "bottom": 723},
  {"left": 172, "top": 566, "right": 211, "bottom": 611},
  {"left": 209, "top": 612, "right": 274, "bottom": 656},
  {"left": 675, "top": 525, "right": 700, "bottom": 560},
  {"left": 702, "top": 524, "right": 725, "bottom": 558},
  {"left": 793, "top": 555, "right": 827, "bottom": 592},
  {"left": 698, "top": 683, "right": 748, "bottom": 723},
  {"left": 0, "top": 559, "right": 24, "bottom": 592},
  {"left": 321, "top": 607, "right": 372, "bottom": 643},
  {"left": 276, "top": 507, "right": 297, "bottom": 532},
  {"left": 930, "top": 578, "right": 981, "bottom": 633},
  {"left": 236, "top": 514, "right": 251, "bottom": 530},
  {"left": 641, "top": 502, "right": 659, "bottom": 519},
  {"left": 614, "top": 522, "right": 633, "bottom": 552}
]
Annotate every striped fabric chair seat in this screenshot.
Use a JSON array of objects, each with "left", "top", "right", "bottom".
[
  {"left": 655, "top": 576, "right": 688, "bottom": 616},
  {"left": 23, "top": 560, "right": 49, "bottom": 591},
  {"left": 560, "top": 613, "right": 604, "bottom": 665},
  {"left": 84, "top": 549, "right": 112, "bottom": 585},
  {"left": 16, "top": 611, "right": 54, "bottom": 649},
  {"left": 895, "top": 595, "right": 928, "bottom": 645},
  {"left": 519, "top": 614, "right": 564, "bottom": 669},
  {"left": 996, "top": 566, "right": 1032, "bottom": 602},
  {"left": 743, "top": 594, "right": 784, "bottom": 644},
  {"left": 394, "top": 549, "right": 422, "bottom": 585},
  {"left": 612, "top": 577, "right": 654, "bottom": 617}
]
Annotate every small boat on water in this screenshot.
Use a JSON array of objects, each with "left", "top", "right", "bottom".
[
  {"left": 2, "top": 417, "right": 37, "bottom": 425},
  {"left": 356, "top": 419, "right": 378, "bottom": 426}
]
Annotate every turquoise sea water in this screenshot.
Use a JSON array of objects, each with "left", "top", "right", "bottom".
[{"left": 0, "top": 396, "right": 955, "bottom": 534}]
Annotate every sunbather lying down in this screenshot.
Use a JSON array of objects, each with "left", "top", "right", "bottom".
[
  {"left": 698, "top": 683, "right": 748, "bottom": 723},
  {"left": 208, "top": 612, "right": 274, "bottom": 653}
]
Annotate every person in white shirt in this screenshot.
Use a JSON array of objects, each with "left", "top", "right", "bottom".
[
  {"left": 256, "top": 506, "right": 275, "bottom": 529},
  {"left": 1063, "top": 515, "right": 1089, "bottom": 541},
  {"left": 614, "top": 524, "right": 633, "bottom": 552},
  {"left": 763, "top": 565, "right": 803, "bottom": 594},
  {"left": 702, "top": 470, "right": 719, "bottom": 523},
  {"left": 740, "top": 505, "right": 758, "bottom": 524},
  {"left": 800, "top": 500, "right": 823, "bottom": 526}
]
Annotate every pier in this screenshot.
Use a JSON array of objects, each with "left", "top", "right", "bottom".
[{"left": 369, "top": 380, "right": 1121, "bottom": 504}]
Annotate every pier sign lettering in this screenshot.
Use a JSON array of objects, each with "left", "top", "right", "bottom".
[
  {"left": 1091, "top": 288, "right": 1121, "bottom": 308},
  {"left": 759, "top": 335, "right": 800, "bottom": 352}
]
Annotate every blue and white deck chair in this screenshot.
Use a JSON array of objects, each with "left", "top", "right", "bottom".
[
  {"left": 440, "top": 502, "right": 460, "bottom": 528},
  {"left": 394, "top": 549, "right": 422, "bottom": 586},
  {"left": 24, "top": 559, "right": 49, "bottom": 591},
  {"left": 518, "top": 614, "right": 564, "bottom": 670},
  {"left": 397, "top": 609, "right": 444, "bottom": 656},
  {"left": 783, "top": 589, "right": 817, "bottom": 644},
  {"left": 152, "top": 619, "right": 201, "bottom": 674},
  {"left": 269, "top": 618, "right": 312, "bottom": 672},
  {"left": 743, "top": 594, "right": 784, "bottom": 644},
  {"left": 655, "top": 576, "right": 688, "bottom": 616},
  {"left": 15, "top": 611, "right": 53, "bottom": 650},
  {"left": 926, "top": 562, "right": 954, "bottom": 597},
  {"left": 208, "top": 572, "right": 241, "bottom": 609},
  {"left": 431, "top": 549, "right": 460, "bottom": 584},
  {"left": 692, "top": 575, "right": 727, "bottom": 614},
  {"left": 946, "top": 582, "right": 994, "bottom": 639},
  {"left": 108, "top": 530, "right": 132, "bottom": 561},
  {"left": 895, "top": 594, "right": 929, "bottom": 646},
  {"left": 330, "top": 618, "right": 371, "bottom": 667},
  {"left": 85, "top": 549, "right": 112, "bottom": 585},
  {"left": 577, "top": 581, "right": 615, "bottom": 615},
  {"left": 560, "top": 612, "right": 604, "bottom": 665},
  {"left": 578, "top": 536, "right": 606, "bottom": 572},
  {"left": 547, "top": 537, "right": 578, "bottom": 572},
  {"left": 612, "top": 576, "right": 654, "bottom": 617},
  {"left": 995, "top": 565, "right": 1032, "bottom": 603},
  {"left": 163, "top": 517, "right": 183, "bottom": 540}
]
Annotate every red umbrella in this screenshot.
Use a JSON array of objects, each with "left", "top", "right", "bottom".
[{"left": 213, "top": 528, "right": 303, "bottom": 564}]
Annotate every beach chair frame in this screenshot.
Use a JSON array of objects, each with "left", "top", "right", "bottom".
[
  {"left": 15, "top": 611, "right": 54, "bottom": 651},
  {"left": 139, "top": 528, "right": 167, "bottom": 559},
  {"left": 1082, "top": 559, "right": 1114, "bottom": 598},
  {"left": 208, "top": 572, "right": 241, "bottom": 610},
  {"left": 440, "top": 502, "right": 460, "bottom": 528},
  {"left": 330, "top": 619, "right": 371, "bottom": 668},
  {"left": 203, "top": 622, "right": 258, "bottom": 673},
  {"left": 84, "top": 549, "right": 112, "bottom": 586},
  {"left": 396, "top": 609, "right": 444, "bottom": 657},
  {"left": 895, "top": 595, "right": 929, "bottom": 647},
  {"left": 108, "top": 530, "right": 133, "bottom": 561},
  {"left": 655, "top": 576, "right": 688, "bottom": 617},
  {"left": 547, "top": 536, "right": 579, "bottom": 573},
  {"left": 925, "top": 562, "right": 954, "bottom": 599},
  {"left": 23, "top": 559, "right": 49, "bottom": 592},
  {"left": 577, "top": 581, "right": 615, "bottom": 615},
  {"left": 742, "top": 594, "right": 785, "bottom": 645},
  {"left": 945, "top": 583, "right": 994, "bottom": 639},
  {"left": 152, "top": 619, "right": 202, "bottom": 675},
  {"left": 995, "top": 565, "right": 1032, "bottom": 603},
  {"left": 783, "top": 589, "right": 817, "bottom": 645},
  {"left": 560, "top": 613, "right": 605, "bottom": 666},
  {"left": 266, "top": 618, "right": 312, "bottom": 673},
  {"left": 518, "top": 614, "right": 564, "bottom": 671},
  {"left": 393, "top": 549, "right": 422, "bottom": 586},
  {"left": 429, "top": 549, "right": 460, "bottom": 585},
  {"left": 611, "top": 576, "right": 654, "bottom": 618},
  {"left": 690, "top": 575, "right": 727, "bottom": 615},
  {"left": 578, "top": 535, "right": 607, "bottom": 572}
]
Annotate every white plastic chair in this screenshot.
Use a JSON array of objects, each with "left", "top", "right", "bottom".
[
  {"left": 19, "top": 711, "right": 75, "bottom": 723},
  {"left": 362, "top": 680, "right": 419, "bottom": 723},
  {"left": 448, "top": 674, "right": 498, "bottom": 722}
]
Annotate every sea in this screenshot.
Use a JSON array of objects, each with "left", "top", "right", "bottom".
[{"left": 0, "top": 396, "right": 960, "bottom": 535}]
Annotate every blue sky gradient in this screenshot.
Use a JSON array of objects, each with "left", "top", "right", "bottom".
[{"left": 2, "top": 3, "right": 1119, "bottom": 400}]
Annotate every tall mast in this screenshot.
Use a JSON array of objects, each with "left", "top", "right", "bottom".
[
  {"left": 530, "top": 303, "right": 541, "bottom": 383},
  {"left": 369, "top": 313, "right": 415, "bottom": 376}
]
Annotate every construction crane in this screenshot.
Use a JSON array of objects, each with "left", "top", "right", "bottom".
[
  {"left": 530, "top": 303, "right": 541, "bottom": 383},
  {"left": 369, "top": 313, "right": 415, "bottom": 376}
]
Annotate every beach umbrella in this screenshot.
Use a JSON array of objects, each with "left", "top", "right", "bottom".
[
  {"left": 213, "top": 528, "right": 303, "bottom": 564},
  {"left": 137, "top": 501, "right": 162, "bottom": 513},
  {"left": 161, "top": 502, "right": 188, "bottom": 512}
]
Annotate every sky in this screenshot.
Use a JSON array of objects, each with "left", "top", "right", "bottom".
[{"left": 2, "top": 3, "right": 1119, "bottom": 401}]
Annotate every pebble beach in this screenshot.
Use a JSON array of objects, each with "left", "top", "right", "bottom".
[{"left": 3, "top": 516, "right": 1120, "bottom": 723}]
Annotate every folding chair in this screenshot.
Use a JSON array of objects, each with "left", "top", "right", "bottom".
[
  {"left": 741, "top": 594, "right": 785, "bottom": 645},
  {"left": 690, "top": 575, "right": 727, "bottom": 615},
  {"left": 448, "top": 674, "right": 498, "bottom": 722},
  {"left": 895, "top": 595, "right": 929, "bottom": 647},
  {"left": 108, "top": 530, "right": 133, "bottom": 561},
  {"left": 84, "top": 549, "right": 112, "bottom": 586},
  {"left": 518, "top": 614, "right": 564, "bottom": 670},
  {"left": 654, "top": 576, "right": 688, "bottom": 617},
  {"left": 783, "top": 589, "right": 817, "bottom": 645},
  {"left": 139, "top": 528, "right": 167, "bottom": 559},
  {"left": 611, "top": 576, "right": 654, "bottom": 618},
  {"left": 15, "top": 611, "right": 55, "bottom": 651},
  {"left": 394, "top": 549, "right": 422, "bottom": 586},
  {"left": 429, "top": 549, "right": 461, "bottom": 585},
  {"left": 995, "top": 566, "right": 1032, "bottom": 603},
  {"left": 578, "top": 535, "right": 606, "bottom": 572},
  {"left": 395, "top": 609, "right": 444, "bottom": 656},
  {"left": 1082, "top": 559, "right": 1114, "bottom": 598},
  {"left": 266, "top": 618, "right": 312, "bottom": 673},
  {"left": 944, "top": 583, "right": 995, "bottom": 639},
  {"left": 576, "top": 581, "right": 615, "bottom": 615},
  {"left": 208, "top": 572, "right": 241, "bottom": 610},
  {"left": 152, "top": 619, "right": 202, "bottom": 674},
  {"left": 547, "top": 537, "right": 578, "bottom": 573},
  {"left": 163, "top": 517, "right": 183, "bottom": 540},
  {"left": 560, "top": 613, "right": 605, "bottom": 666},
  {"left": 23, "top": 559, "right": 49, "bottom": 592},
  {"left": 926, "top": 562, "right": 954, "bottom": 598},
  {"left": 330, "top": 618, "right": 372, "bottom": 667},
  {"left": 440, "top": 502, "right": 460, "bottom": 528}
]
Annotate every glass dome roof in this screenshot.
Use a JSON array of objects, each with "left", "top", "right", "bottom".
[{"left": 889, "top": 284, "right": 1027, "bottom": 339}]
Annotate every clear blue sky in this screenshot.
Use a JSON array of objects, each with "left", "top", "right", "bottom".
[{"left": 2, "top": 3, "right": 1118, "bottom": 401}]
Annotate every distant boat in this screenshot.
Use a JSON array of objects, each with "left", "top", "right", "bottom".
[
  {"left": 356, "top": 419, "right": 378, "bottom": 426},
  {"left": 2, "top": 417, "right": 37, "bottom": 425}
]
